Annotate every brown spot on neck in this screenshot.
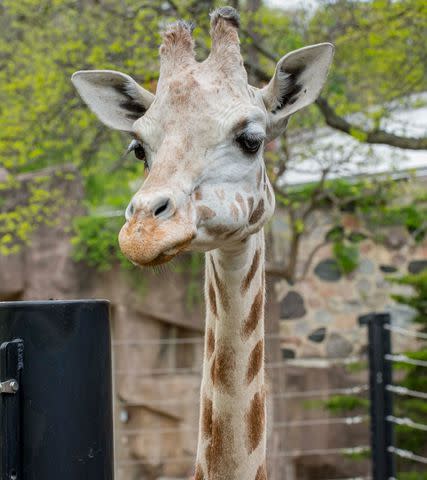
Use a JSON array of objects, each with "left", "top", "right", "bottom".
[
  {"left": 210, "top": 341, "right": 236, "bottom": 394},
  {"left": 207, "top": 327, "right": 215, "bottom": 358},
  {"left": 242, "top": 288, "right": 264, "bottom": 341},
  {"left": 194, "top": 463, "right": 205, "bottom": 480},
  {"left": 241, "top": 249, "right": 261, "bottom": 294},
  {"left": 211, "top": 257, "right": 230, "bottom": 311},
  {"left": 246, "top": 339, "right": 264, "bottom": 385},
  {"left": 206, "top": 413, "right": 237, "bottom": 478},
  {"left": 210, "top": 356, "right": 216, "bottom": 387},
  {"left": 266, "top": 183, "right": 273, "bottom": 205},
  {"left": 202, "top": 395, "right": 213, "bottom": 439},
  {"left": 208, "top": 282, "right": 217, "bottom": 317},
  {"left": 245, "top": 390, "right": 266, "bottom": 454},
  {"left": 255, "top": 463, "right": 268, "bottom": 480},
  {"left": 249, "top": 198, "right": 265, "bottom": 225}
]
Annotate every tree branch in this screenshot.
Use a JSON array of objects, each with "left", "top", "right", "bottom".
[
  {"left": 297, "top": 239, "right": 330, "bottom": 281},
  {"left": 243, "top": 45, "right": 427, "bottom": 151},
  {"left": 315, "top": 96, "right": 427, "bottom": 150},
  {"left": 301, "top": 167, "right": 330, "bottom": 221},
  {"left": 265, "top": 263, "right": 290, "bottom": 280}
]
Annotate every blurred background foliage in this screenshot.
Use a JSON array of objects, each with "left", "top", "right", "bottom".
[
  {"left": 1, "top": 0, "right": 426, "bottom": 264},
  {"left": 1, "top": 1, "right": 427, "bottom": 477}
]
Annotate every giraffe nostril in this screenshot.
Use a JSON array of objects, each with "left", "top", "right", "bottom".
[
  {"left": 125, "top": 201, "right": 135, "bottom": 221},
  {"left": 153, "top": 198, "right": 170, "bottom": 218}
]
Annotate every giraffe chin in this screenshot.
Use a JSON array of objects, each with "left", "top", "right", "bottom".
[
  {"left": 136, "top": 252, "right": 176, "bottom": 267},
  {"left": 124, "top": 246, "right": 180, "bottom": 268},
  {"left": 118, "top": 227, "right": 195, "bottom": 268}
]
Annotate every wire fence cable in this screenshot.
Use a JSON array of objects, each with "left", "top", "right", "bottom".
[
  {"left": 116, "top": 384, "right": 369, "bottom": 408},
  {"left": 115, "top": 357, "right": 366, "bottom": 376},
  {"left": 118, "top": 415, "right": 369, "bottom": 436},
  {"left": 386, "top": 384, "right": 427, "bottom": 400},
  {"left": 384, "top": 324, "right": 427, "bottom": 341},
  {"left": 117, "top": 446, "right": 371, "bottom": 466},
  {"left": 388, "top": 446, "right": 427, "bottom": 465},
  {"left": 385, "top": 353, "right": 427, "bottom": 368},
  {"left": 386, "top": 415, "right": 427, "bottom": 432}
]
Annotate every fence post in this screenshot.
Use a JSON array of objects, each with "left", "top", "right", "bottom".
[
  {"left": 359, "top": 312, "right": 396, "bottom": 480},
  {"left": 0, "top": 300, "right": 114, "bottom": 480}
]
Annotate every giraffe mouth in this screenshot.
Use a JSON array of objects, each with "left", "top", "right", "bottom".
[
  {"left": 141, "top": 252, "right": 177, "bottom": 267},
  {"left": 142, "top": 237, "right": 194, "bottom": 267},
  {"left": 119, "top": 227, "right": 196, "bottom": 268}
]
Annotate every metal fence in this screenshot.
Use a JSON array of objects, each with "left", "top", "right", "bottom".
[
  {"left": 113, "top": 313, "right": 427, "bottom": 480},
  {"left": 360, "top": 313, "right": 427, "bottom": 479},
  {"left": 113, "top": 328, "right": 370, "bottom": 479}
]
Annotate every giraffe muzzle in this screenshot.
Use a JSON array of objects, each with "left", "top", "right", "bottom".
[{"left": 118, "top": 204, "right": 196, "bottom": 267}]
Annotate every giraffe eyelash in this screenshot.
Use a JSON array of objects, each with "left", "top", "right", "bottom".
[
  {"left": 125, "top": 139, "right": 139, "bottom": 155},
  {"left": 126, "top": 140, "right": 149, "bottom": 168},
  {"left": 236, "top": 132, "right": 264, "bottom": 154}
]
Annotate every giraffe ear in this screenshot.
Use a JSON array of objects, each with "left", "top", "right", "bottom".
[
  {"left": 71, "top": 70, "right": 155, "bottom": 132},
  {"left": 261, "top": 43, "right": 334, "bottom": 140}
]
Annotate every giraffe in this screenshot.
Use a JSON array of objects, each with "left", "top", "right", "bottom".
[{"left": 72, "top": 7, "right": 333, "bottom": 479}]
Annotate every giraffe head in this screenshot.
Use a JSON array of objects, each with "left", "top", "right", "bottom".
[{"left": 72, "top": 7, "right": 333, "bottom": 267}]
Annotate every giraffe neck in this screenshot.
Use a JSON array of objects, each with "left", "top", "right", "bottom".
[{"left": 195, "top": 229, "right": 267, "bottom": 480}]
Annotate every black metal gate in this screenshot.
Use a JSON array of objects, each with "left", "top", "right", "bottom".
[{"left": 0, "top": 300, "right": 114, "bottom": 480}]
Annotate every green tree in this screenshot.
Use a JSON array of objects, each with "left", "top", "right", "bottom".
[
  {"left": 1, "top": 0, "right": 426, "bottom": 269},
  {"left": 248, "top": 0, "right": 427, "bottom": 149},
  {"left": 390, "top": 270, "right": 427, "bottom": 478}
]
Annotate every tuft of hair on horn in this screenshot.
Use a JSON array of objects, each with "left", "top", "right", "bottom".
[
  {"left": 160, "top": 19, "right": 196, "bottom": 57},
  {"left": 208, "top": 6, "right": 242, "bottom": 61},
  {"left": 210, "top": 6, "right": 240, "bottom": 30},
  {"left": 174, "top": 19, "right": 196, "bottom": 34}
]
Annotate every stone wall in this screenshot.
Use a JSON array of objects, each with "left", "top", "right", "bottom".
[{"left": 269, "top": 207, "right": 426, "bottom": 361}]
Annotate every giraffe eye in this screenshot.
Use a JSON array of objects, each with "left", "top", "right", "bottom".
[
  {"left": 236, "top": 133, "right": 263, "bottom": 154},
  {"left": 134, "top": 144, "right": 146, "bottom": 161},
  {"left": 127, "top": 140, "right": 148, "bottom": 168}
]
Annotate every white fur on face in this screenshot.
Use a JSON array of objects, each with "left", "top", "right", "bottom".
[
  {"left": 72, "top": 24, "right": 331, "bottom": 265},
  {"left": 130, "top": 67, "right": 275, "bottom": 255}
]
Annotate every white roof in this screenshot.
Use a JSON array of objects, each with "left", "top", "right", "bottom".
[
  {"left": 266, "top": 0, "right": 318, "bottom": 10},
  {"left": 282, "top": 95, "right": 427, "bottom": 185}
]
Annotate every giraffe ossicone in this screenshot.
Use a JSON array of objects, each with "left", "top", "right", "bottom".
[{"left": 72, "top": 6, "right": 333, "bottom": 479}]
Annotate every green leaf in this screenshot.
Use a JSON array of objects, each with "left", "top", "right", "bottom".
[{"left": 333, "top": 242, "right": 359, "bottom": 274}]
